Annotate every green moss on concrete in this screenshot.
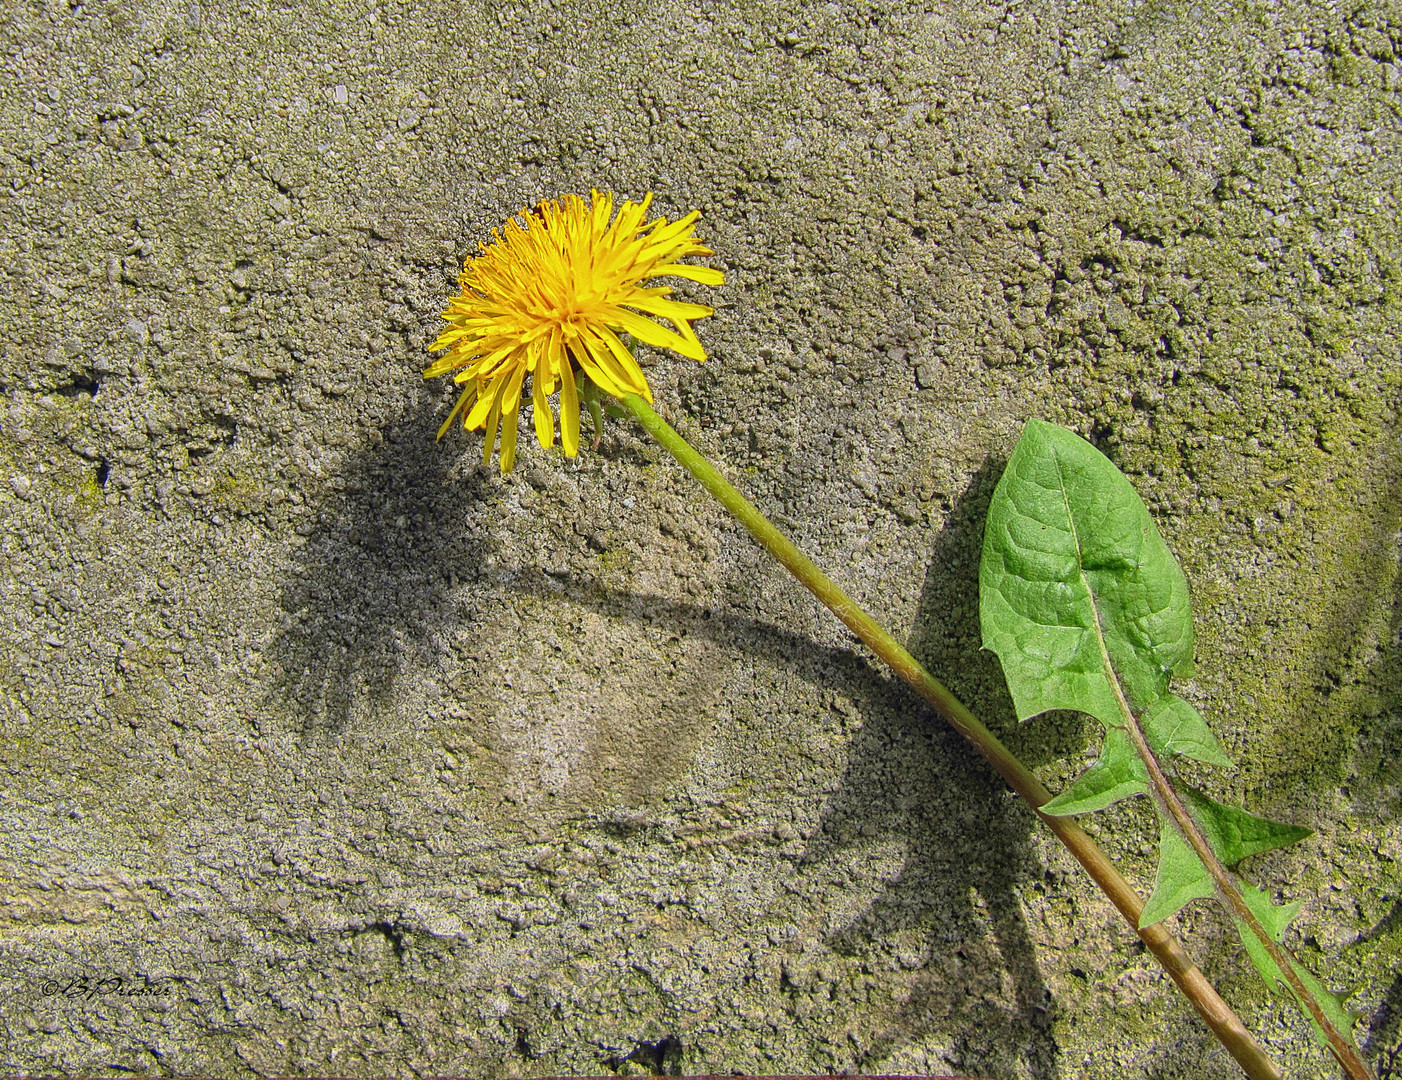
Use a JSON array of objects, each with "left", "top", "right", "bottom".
[
  {"left": 1, "top": 0, "right": 1398, "bottom": 1077},
  {"left": 208, "top": 469, "right": 267, "bottom": 515}
]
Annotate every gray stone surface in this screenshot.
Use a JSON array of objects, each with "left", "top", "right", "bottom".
[{"left": 1, "top": 0, "right": 1398, "bottom": 1076}]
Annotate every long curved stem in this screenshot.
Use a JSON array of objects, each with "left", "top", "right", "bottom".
[{"left": 622, "top": 392, "right": 1282, "bottom": 1080}]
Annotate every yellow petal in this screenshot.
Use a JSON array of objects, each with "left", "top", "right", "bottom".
[
  {"left": 501, "top": 360, "right": 528, "bottom": 415},
  {"left": 574, "top": 333, "right": 628, "bottom": 398},
  {"left": 589, "top": 190, "right": 613, "bottom": 235},
  {"left": 537, "top": 325, "right": 564, "bottom": 397},
  {"left": 613, "top": 307, "right": 705, "bottom": 362},
  {"left": 532, "top": 367, "right": 554, "bottom": 449},
  {"left": 428, "top": 326, "right": 471, "bottom": 352},
  {"left": 625, "top": 292, "right": 716, "bottom": 322},
  {"left": 600, "top": 327, "right": 653, "bottom": 396},
  {"left": 466, "top": 370, "right": 508, "bottom": 429},
  {"left": 481, "top": 395, "right": 502, "bottom": 468},
  {"left": 500, "top": 400, "right": 520, "bottom": 472},
  {"left": 424, "top": 354, "right": 464, "bottom": 379},
  {"left": 474, "top": 342, "right": 523, "bottom": 381},
  {"left": 643, "top": 263, "right": 725, "bottom": 286},
  {"left": 642, "top": 211, "right": 702, "bottom": 250},
  {"left": 436, "top": 382, "right": 478, "bottom": 441},
  {"left": 559, "top": 358, "right": 580, "bottom": 457}
]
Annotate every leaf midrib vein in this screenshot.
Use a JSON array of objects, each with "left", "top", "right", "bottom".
[{"left": 1052, "top": 452, "right": 1129, "bottom": 717}]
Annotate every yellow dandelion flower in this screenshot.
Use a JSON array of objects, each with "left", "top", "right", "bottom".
[{"left": 425, "top": 190, "right": 724, "bottom": 472}]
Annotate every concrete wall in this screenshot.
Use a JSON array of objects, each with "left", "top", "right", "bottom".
[{"left": 1, "top": 0, "right": 1398, "bottom": 1076}]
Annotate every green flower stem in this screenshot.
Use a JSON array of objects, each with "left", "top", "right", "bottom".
[{"left": 623, "top": 393, "right": 1282, "bottom": 1080}]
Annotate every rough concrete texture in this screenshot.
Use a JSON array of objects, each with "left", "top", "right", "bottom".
[{"left": 0, "top": 0, "right": 1398, "bottom": 1076}]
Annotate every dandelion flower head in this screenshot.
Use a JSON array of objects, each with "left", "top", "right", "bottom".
[{"left": 425, "top": 190, "right": 724, "bottom": 471}]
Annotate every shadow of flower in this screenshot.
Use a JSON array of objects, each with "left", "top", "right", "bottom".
[{"left": 265, "top": 400, "right": 491, "bottom": 735}]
